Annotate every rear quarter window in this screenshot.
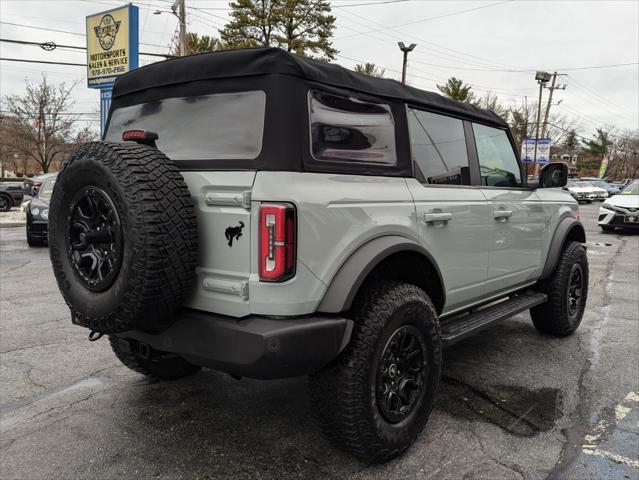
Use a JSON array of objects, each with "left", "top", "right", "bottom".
[
  {"left": 308, "top": 91, "right": 397, "bottom": 165},
  {"left": 105, "top": 90, "right": 266, "bottom": 161}
]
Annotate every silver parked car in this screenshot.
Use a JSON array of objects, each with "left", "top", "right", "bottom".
[{"left": 48, "top": 48, "right": 588, "bottom": 463}]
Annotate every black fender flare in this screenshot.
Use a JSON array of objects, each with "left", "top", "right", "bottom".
[
  {"left": 317, "top": 235, "right": 445, "bottom": 313},
  {"left": 540, "top": 217, "right": 586, "bottom": 279}
]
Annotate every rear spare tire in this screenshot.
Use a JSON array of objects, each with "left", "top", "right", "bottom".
[{"left": 49, "top": 142, "right": 198, "bottom": 334}]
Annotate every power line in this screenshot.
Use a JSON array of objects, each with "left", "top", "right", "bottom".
[
  {"left": 567, "top": 75, "right": 637, "bottom": 119},
  {"left": 559, "top": 62, "right": 638, "bottom": 71},
  {"left": 338, "top": 0, "right": 511, "bottom": 40},
  {"left": 0, "top": 38, "right": 176, "bottom": 58},
  {"left": 334, "top": 0, "right": 412, "bottom": 7},
  {"left": 335, "top": 6, "right": 523, "bottom": 71},
  {"left": 0, "top": 21, "right": 169, "bottom": 49},
  {"left": 0, "top": 57, "right": 86, "bottom": 67}
]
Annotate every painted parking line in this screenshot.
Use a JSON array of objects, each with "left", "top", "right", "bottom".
[{"left": 582, "top": 391, "right": 639, "bottom": 469}]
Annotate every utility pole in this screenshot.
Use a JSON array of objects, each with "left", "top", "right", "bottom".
[
  {"left": 156, "top": 1, "right": 187, "bottom": 56},
  {"left": 398, "top": 42, "right": 416, "bottom": 85},
  {"left": 533, "top": 71, "right": 552, "bottom": 175},
  {"left": 541, "top": 72, "right": 567, "bottom": 138},
  {"left": 174, "top": 0, "right": 187, "bottom": 56}
]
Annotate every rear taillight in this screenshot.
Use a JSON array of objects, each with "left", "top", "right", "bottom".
[{"left": 259, "top": 203, "right": 296, "bottom": 282}]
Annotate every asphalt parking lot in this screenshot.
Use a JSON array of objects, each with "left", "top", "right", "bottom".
[{"left": 0, "top": 202, "right": 637, "bottom": 480}]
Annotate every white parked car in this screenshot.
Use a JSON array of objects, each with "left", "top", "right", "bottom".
[
  {"left": 565, "top": 180, "right": 597, "bottom": 203},
  {"left": 599, "top": 180, "right": 639, "bottom": 232},
  {"left": 576, "top": 180, "right": 608, "bottom": 201}
]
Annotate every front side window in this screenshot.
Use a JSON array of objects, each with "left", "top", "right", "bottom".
[
  {"left": 473, "top": 123, "right": 522, "bottom": 188},
  {"left": 309, "top": 91, "right": 396, "bottom": 165},
  {"left": 407, "top": 108, "right": 470, "bottom": 185},
  {"left": 105, "top": 90, "right": 266, "bottom": 161}
]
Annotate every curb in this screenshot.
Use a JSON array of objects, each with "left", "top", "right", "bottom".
[{"left": 0, "top": 223, "right": 26, "bottom": 228}]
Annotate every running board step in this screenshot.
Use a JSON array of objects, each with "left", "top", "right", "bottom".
[{"left": 440, "top": 291, "right": 547, "bottom": 347}]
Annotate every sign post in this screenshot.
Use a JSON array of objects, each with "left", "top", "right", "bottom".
[{"left": 86, "top": 4, "right": 139, "bottom": 137}]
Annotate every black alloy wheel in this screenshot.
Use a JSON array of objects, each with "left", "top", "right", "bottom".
[
  {"left": 376, "top": 325, "right": 427, "bottom": 423},
  {"left": 567, "top": 264, "right": 584, "bottom": 318},
  {"left": 68, "top": 186, "right": 123, "bottom": 292}
]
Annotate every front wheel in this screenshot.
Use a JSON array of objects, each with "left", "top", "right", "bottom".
[
  {"left": 309, "top": 282, "right": 442, "bottom": 463},
  {"left": 531, "top": 241, "right": 588, "bottom": 336}
]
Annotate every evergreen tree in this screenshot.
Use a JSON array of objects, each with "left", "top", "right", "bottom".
[
  {"left": 436, "top": 77, "right": 479, "bottom": 105},
  {"left": 354, "top": 63, "right": 385, "bottom": 77},
  {"left": 171, "top": 33, "right": 221, "bottom": 56},
  {"left": 219, "top": 0, "right": 337, "bottom": 60}
]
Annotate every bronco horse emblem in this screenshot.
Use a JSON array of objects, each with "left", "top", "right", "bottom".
[{"left": 225, "top": 221, "right": 245, "bottom": 247}]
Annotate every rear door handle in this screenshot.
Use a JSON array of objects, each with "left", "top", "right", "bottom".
[
  {"left": 424, "top": 212, "right": 452, "bottom": 225},
  {"left": 494, "top": 210, "right": 513, "bottom": 221}
]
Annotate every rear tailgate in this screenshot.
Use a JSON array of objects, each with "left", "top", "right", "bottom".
[{"left": 182, "top": 171, "right": 256, "bottom": 317}]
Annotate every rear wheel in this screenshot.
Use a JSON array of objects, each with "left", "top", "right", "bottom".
[
  {"left": 109, "top": 336, "right": 201, "bottom": 380},
  {"left": 310, "top": 281, "right": 442, "bottom": 463},
  {"left": 531, "top": 241, "right": 588, "bottom": 336}
]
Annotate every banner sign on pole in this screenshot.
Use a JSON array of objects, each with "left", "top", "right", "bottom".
[
  {"left": 521, "top": 138, "right": 551, "bottom": 164},
  {"left": 86, "top": 4, "right": 139, "bottom": 88},
  {"left": 598, "top": 154, "right": 609, "bottom": 178},
  {"left": 87, "top": 4, "right": 138, "bottom": 137}
]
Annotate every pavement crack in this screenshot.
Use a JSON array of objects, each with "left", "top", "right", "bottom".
[{"left": 547, "top": 234, "right": 628, "bottom": 480}]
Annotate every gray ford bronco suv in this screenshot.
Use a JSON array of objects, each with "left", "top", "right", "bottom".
[{"left": 49, "top": 48, "right": 588, "bottom": 462}]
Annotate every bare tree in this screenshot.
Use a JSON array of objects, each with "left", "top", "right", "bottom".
[
  {"left": 1, "top": 76, "right": 95, "bottom": 174},
  {"left": 507, "top": 100, "right": 577, "bottom": 151},
  {"left": 608, "top": 130, "right": 639, "bottom": 180}
]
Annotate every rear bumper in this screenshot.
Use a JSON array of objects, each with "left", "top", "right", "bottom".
[{"left": 117, "top": 309, "right": 353, "bottom": 379}]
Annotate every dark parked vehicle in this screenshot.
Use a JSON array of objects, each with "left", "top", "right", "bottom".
[
  {"left": 23, "top": 173, "right": 56, "bottom": 197},
  {"left": 0, "top": 182, "right": 24, "bottom": 212},
  {"left": 26, "top": 174, "right": 56, "bottom": 246}
]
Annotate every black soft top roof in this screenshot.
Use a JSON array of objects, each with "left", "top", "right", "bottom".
[{"left": 112, "top": 47, "right": 507, "bottom": 128}]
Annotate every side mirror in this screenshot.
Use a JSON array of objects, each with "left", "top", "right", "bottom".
[{"left": 539, "top": 162, "right": 568, "bottom": 188}]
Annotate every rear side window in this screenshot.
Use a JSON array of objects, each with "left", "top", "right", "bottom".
[
  {"left": 407, "top": 108, "right": 471, "bottom": 185},
  {"left": 105, "top": 91, "right": 266, "bottom": 161},
  {"left": 309, "top": 91, "right": 396, "bottom": 165},
  {"left": 472, "top": 123, "right": 522, "bottom": 187}
]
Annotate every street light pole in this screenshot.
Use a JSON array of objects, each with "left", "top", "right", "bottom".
[{"left": 398, "top": 42, "right": 416, "bottom": 85}]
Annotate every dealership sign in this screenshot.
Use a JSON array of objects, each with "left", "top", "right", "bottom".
[
  {"left": 86, "top": 4, "right": 139, "bottom": 89},
  {"left": 521, "top": 138, "right": 551, "bottom": 164}
]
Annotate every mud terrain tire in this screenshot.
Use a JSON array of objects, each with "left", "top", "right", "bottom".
[
  {"left": 310, "top": 281, "right": 442, "bottom": 463},
  {"left": 531, "top": 241, "right": 588, "bottom": 336},
  {"left": 49, "top": 142, "right": 198, "bottom": 334}
]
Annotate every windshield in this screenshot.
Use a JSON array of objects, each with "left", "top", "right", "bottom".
[
  {"left": 591, "top": 180, "right": 608, "bottom": 188},
  {"left": 105, "top": 91, "right": 266, "bottom": 161},
  {"left": 577, "top": 181, "right": 594, "bottom": 188},
  {"left": 567, "top": 181, "right": 579, "bottom": 188},
  {"left": 622, "top": 181, "right": 639, "bottom": 195},
  {"left": 38, "top": 179, "right": 55, "bottom": 199}
]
